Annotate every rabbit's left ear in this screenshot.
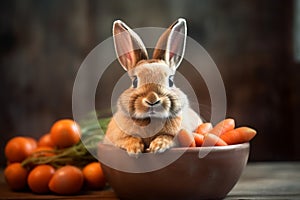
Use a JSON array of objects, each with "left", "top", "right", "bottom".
[{"left": 153, "top": 18, "right": 187, "bottom": 70}]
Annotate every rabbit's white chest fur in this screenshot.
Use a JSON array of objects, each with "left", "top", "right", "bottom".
[{"left": 181, "top": 107, "right": 203, "bottom": 132}]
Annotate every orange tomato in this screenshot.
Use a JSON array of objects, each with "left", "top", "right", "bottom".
[
  {"left": 4, "top": 163, "right": 28, "bottom": 190},
  {"left": 31, "top": 146, "right": 55, "bottom": 157},
  {"left": 38, "top": 133, "right": 55, "bottom": 148},
  {"left": 5, "top": 137, "right": 37, "bottom": 162},
  {"left": 50, "top": 119, "right": 81, "bottom": 148},
  {"left": 49, "top": 165, "right": 84, "bottom": 195},
  {"left": 82, "top": 162, "right": 106, "bottom": 189},
  {"left": 27, "top": 165, "right": 55, "bottom": 193},
  {"left": 26, "top": 137, "right": 38, "bottom": 147}
]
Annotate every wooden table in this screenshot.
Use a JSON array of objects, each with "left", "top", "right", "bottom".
[{"left": 1, "top": 162, "right": 299, "bottom": 199}]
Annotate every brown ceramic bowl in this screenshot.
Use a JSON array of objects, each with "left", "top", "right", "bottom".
[{"left": 98, "top": 143, "right": 249, "bottom": 199}]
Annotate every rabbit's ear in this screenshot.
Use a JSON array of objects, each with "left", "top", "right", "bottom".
[
  {"left": 113, "top": 20, "right": 149, "bottom": 71},
  {"left": 153, "top": 18, "right": 187, "bottom": 70}
]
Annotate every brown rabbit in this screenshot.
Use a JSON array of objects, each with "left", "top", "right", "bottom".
[{"left": 104, "top": 18, "right": 202, "bottom": 156}]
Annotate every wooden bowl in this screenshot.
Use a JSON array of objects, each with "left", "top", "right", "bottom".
[{"left": 98, "top": 143, "right": 249, "bottom": 199}]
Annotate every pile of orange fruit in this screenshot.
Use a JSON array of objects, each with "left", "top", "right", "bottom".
[{"left": 4, "top": 119, "right": 106, "bottom": 195}]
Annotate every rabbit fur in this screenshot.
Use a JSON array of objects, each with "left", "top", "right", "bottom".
[{"left": 104, "top": 18, "right": 202, "bottom": 156}]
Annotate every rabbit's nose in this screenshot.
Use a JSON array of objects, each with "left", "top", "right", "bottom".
[{"left": 143, "top": 92, "right": 161, "bottom": 106}]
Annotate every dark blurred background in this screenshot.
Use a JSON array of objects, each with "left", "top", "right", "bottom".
[{"left": 1, "top": 0, "right": 299, "bottom": 166}]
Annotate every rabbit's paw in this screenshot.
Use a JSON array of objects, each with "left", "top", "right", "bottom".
[
  {"left": 149, "top": 135, "right": 174, "bottom": 153},
  {"left": 123, "top": 137, "right": 144, "bottom": 157}
]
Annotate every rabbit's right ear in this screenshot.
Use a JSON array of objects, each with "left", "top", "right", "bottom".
[
  {"left": 113, "top": 20, "right": 149, "bottom": 71},
  {"left": 153, "top": 18, "right": 187, "bottom": 70}
]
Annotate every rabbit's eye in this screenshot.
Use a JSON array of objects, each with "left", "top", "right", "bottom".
[
  {"left": 132, "top": 76, "right": 138, "bottom": 88},
  {"left": 168, "top": 75, "right": 174, "bottom": 87}
]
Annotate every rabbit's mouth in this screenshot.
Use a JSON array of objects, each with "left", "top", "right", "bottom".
[
  {"left": 147, "top": 107, "right": 165, "bottom": 118},
  {"left": 149, "top": 108, "right": 156, "bottom": 115},
  {"left": 134, "top": 107, "right": 169, "bottom": 119}
]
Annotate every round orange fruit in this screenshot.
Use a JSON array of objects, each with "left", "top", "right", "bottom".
[
  {"left": 82, "top": 162, "right": 106, "bottom": 189},
  {"left": 4, "top": 163, "right": 28, "bottom": 190},
  {"left": 50, "top": 119, "right": 81, "bottom": 148},
  {"left": 5, "top": 137, "right": 37, "bottom": 162},
  {"left": 27, "top": 164, "right": 55, "bottom": 193},
  {"left": 49, "top": 165, "right": 84, "bottom": 195}
]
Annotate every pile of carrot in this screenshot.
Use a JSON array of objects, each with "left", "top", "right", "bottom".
[{"left": 177, "top": 118, "right": 257, "bottom": 147}]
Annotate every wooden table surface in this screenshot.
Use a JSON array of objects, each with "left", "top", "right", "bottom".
[{"left": 1, "top": 162, "right": 300, "bottom": 199}]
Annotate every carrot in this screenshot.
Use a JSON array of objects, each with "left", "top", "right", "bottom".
[
  {"left": 177, "top": 129, "right": 196, "bottom": 147},
  {"left": 195, "top": 123, "right": 213, "bottom": 135},
  {"left": 203, "top": 133, "right": 227, "bottom": 146},
  {"left": 220, "top": 127, "right": 256, "bottom": 145},
  {"left": 193, "top": 133, "right": 204, "bottom": 147},
  {"left": 210, "top": 118, "right": 235, "bottom": 136}
]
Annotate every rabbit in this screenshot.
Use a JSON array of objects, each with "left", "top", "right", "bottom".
[{"left": 104, "top": 18, "right": 202, "bottom": 156}]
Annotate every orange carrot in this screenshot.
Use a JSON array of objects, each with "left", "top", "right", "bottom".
[
  {"left": 195, "top": 123, "right": 213, "bottom": 135},
  {"left": 193, "top": 133, "right": 204, "bottom": 147},
  {"left": 220, "top": 127, "right": 256, "bottom": 145},
  {"left": 177, "top": 129, "right": 196, "bottom": 147},
  {"left": 203, "top": 133, "right": 228, "bottom": 146},
  {"left": 210, "top": 118, "right": 235, "bottom": 136}
]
